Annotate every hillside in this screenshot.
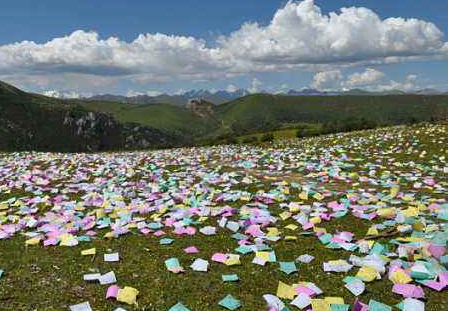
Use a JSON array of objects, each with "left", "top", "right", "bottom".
[
  {"left": 216, "top": 93, "right": 447, "bottom": 135},
  {"left": 0, "top": 80, "right": 447, "bottom": 151},
  {"left": 76, "top": 101, "right": 217, "bottom": 137},
  {"left": 0, "top": 82, "right": 183, "bottom": 152}
]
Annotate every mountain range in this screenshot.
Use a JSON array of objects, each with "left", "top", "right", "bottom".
[{"left": 81, "top": 88, "right": 446, "bottom": 106}]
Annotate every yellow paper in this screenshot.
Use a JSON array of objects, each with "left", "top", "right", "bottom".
[
  {"left": 403, "top": 206, "right": 419, "bottom": 217},
  {"left": 299, "top": 191, "right": 308, "bottom": 200},
  {"left": 377, "top": 208, "right": 395, "bottom": 218},
  {"left": 313, "top": 193, "right": 324, "bottom": 201},
  {"left": 117, "top": 286, "right": 139, "bottom": 305},
  {"left": 81, "top": 248, "right": 96, "bottom": 256},
  {"left": 25, "top": 237, "right": 41, "bottom": 246},
  {"left": 311, "top": 299, "right": 332, "bottom": 311},
  {"left": 366, "top": 227, "right": 379, "bottom": 236},
  {"left": 276, "top": 281, "right": 296, "bottom": 300},
  {"left": 390, "top": 186, "right": 400, "bottom": 197},
  {"left": 325, "top": 297, "right": 345, "bottom": 305},
  {"left": 310, "top": 216, "right": 321, "bottom": 224},
  {"left": 225, "top": 254, "right": 241, "bottom": 266},
  {"left": 103, "top": 231, "right": 115, "bottom": 239},
  {"left": 279, "top": 211, "right": 292, "bottom": 220},
  {"left": 389, "top": 269, "right": 412, "bottom": 284},
  {"left": 356, "top": 266, "right": 379, "bottom": 282},
  {"left": 74, "top": 205, "right": 85, "bottom": 211},
  {"left": 267, "top": 227, "right": 280, "bottom": 237},
  {"left": 60, "top": 233, "right": 77, "bottom": 246},
  {"left": 255, "top": 251, "right": 270, "bottom": 262},
  {"left": 96, "top": 208, "right": 106, "bottom": 218},
  {"left": 284, "top": 224, "right": 298, "bottom": 231}
]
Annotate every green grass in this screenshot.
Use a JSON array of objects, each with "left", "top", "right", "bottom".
[
  {"left": 0, "top": 215, "right": 445, "bottom": 311},
  {"left": 76, "top": 101, "right": 217, "bottom": 137},
  {"left": 0, "top": 123, "right": 447, "bottom": 310}
]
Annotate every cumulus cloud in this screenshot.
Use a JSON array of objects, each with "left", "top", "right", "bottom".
[
  {"left": 0, "top": 0, "right": 447, "bottom": 92},
  {"left": 125, "top": 89, "right": 163, "bottom": 97},
  {"left": 219, "top": 0, "right": 447, "bottom": 70},
  {"left": 42, "top": 90, "right": 82, "bottom": 99},
  {"left": 373, "top": 74, "right": 419, "bottom": 92},
  {"left": 248, "top": 78, "right": 263, "bottom": 93},
  {"left": 343, "top": 68, "right": 385, "bottom": 88},
  {"left": 0, "top": 31, "right": 228, "bottom": 80},
  {"left": 310, "top": 68, "right": 422, "bottom": 92},
  {"left": 311, "top": 70, "right": 343, "bottom": 90}
]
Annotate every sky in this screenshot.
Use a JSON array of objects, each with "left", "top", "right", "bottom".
[{"left": 0, "top": 0, "right": 447, "bottom": 97}]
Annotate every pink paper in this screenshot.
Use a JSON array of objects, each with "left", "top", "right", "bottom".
[
  {"left": 438, "top": 271, "right": 448, "bottom": 286},
  {"left": 85, "top": 230, "right": 97, "bottom": 236},
  {"left": 245, "top": 225, "right": 263, "bottom": 237},
  {"left": 428, "top": 244, "right": 446, "bottom": 258},
  {"left": 43, "top": 238, "right": 58, "bottom": 246},
  {"left": 140, "top": 228, "right": 151, "bottom": 235},
  {"left": 106, "top": 285, "right": 119, "bottom": 299},
  {"left": 153, "top": 230, "right": 165, "bottom": 236},
  {"left": 423, "top": 280, "right": 446, "bottom": 291},
  {"left": 211, "top": 253, "right": 228, "bottom": 263},
  {"left": 184, "top": 246, "right": 199, "bottom": 254},
  {"left": 295, "top": 285, "right": 316, "bottom": 297},
  {"left": 392, "top": 284, "right": 425, "bottom": 298}
]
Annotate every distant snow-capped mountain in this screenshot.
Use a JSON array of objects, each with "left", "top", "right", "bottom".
[
  {"left": 76, "top": 87, "right": 445, "bottom": 106},
  {"left": 85, "top": 88, "right": 250, "bottom": 105}
]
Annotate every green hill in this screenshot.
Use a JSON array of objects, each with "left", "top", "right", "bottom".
[
  {"left": 0, "top": 82, "right": 184, "bottom": 152},
  {"left": 76, "top": 101, "right": 217, "bottom": 137},
  {"left": 216, "top": 93, "right": 447, "bottom": 135},
  {"left": 0, "top": 80, "right": 447, "bottom": 151}
]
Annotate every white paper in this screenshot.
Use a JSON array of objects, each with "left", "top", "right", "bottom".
[
  {"left": 69, "top": 302, "right": 92, "bottom": 311},
  {"left": 290, "top": 293, "right": 312, "bottom": 310},
  {"left": 83, "top": 273, "right": 100, "bottom": 281},
  {"left": 104, "top": 252, "right": 119, "bottom": 262},
  {"left": 190, "top": 258, "right": 209, "bottom": 272},
  {"left": 99, "top": 271, "right": 117, "bottom": 285},
  {"left": 345, "top": 279, "right": 365, "bottom": 296}
]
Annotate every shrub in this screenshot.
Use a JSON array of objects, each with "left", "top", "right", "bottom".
[
  {"left": 260, "top": 132, "right": 274, "bottom": 142},
  {"left": 227, "top": 137, "right": 238, "bottom": 144},
  {"left": 242, "top": 136, "right": 258, "bottom": 144}
]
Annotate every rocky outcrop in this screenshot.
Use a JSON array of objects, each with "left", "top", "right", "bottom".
[
  {"left": 0, "top": 100, "right": 182, "bottom": 152},
  {"left": 187, "top": 98, "right": 215, "bottom": 119}
]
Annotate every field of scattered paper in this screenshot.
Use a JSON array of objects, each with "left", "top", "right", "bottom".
[{"left": 0, "top": 123, "right": 447, "bottom": 311}]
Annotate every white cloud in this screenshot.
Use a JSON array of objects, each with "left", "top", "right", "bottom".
[
  {"left": 226, "top": 84, "right": 238, "bottom": 93},
  {"left": 310, "top": 68, "right": 422, "bottom": 92},
  {"left": 125, "top": 89, "right": 163, "bottom": 97},
  {"left": 311, "top": 70, "right": 343, "bottom": 90},
  {"left": 42, "top": 90, "right": 81, "bottom": 99},
  {"left": 248, "top": 78, "right": 263, "bottom": 93},
  {"left": 276, "top": 83, "right": 290, "bottom": 93},
  {"left": 0, "top": 0, "right": 446, "bottom": 92},
  {"left": 219, "top": 0, "right": 446, "bottom": 71},
  {"left": 343, "top": 68, "right": 385, "bottom": 88},
  {"left": 373, "top": 74, "right": 419, "bottom": 92}
]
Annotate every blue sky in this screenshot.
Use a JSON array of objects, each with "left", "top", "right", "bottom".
[{"left": 0, "top": 0, "right": 447, "bottom": 96}]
